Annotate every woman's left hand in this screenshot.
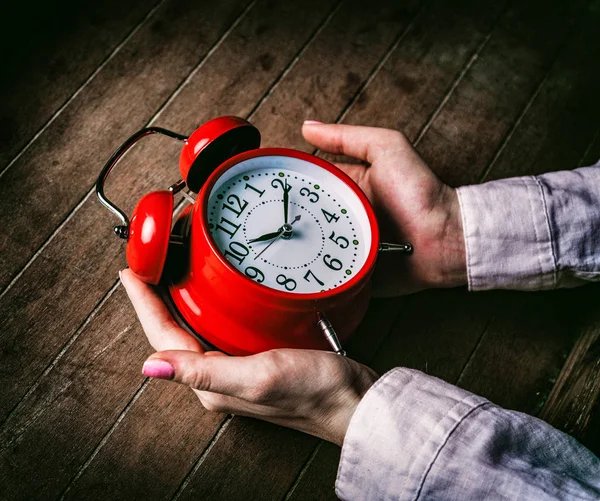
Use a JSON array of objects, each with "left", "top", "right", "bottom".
[{"left": 120, "top": 269, "right": 379, "bottom": 445}]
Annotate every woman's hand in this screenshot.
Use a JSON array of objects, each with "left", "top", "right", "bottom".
[
  {"left": 303, "top": 122, "right": 467, "bottom": 296},
  {"left": 120, "top": 269, "right": 378, "bottom": 446}
]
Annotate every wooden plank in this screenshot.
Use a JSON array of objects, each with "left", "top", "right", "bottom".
[
  {"left": 537, "top": 289, "right": 600, "bottom": 456},
  {"left": 175, "top": 419, "right": 316, "bottom": 501},
  {"left": 483, "top": 6, "right": 600, "bottom": 180},
  {"left": 286, "top": 0, "right": 584, "bottom": 496},
  {"left": 0, "top": 0, "right": 341, "bottom": 498},
  {"left": 0, "top": 0, "right": 250, "bottom": 291},
  {"left": 62, "top": 379, "right": 226, "bottom": 500},
  {"left": 579, "top": 129, "right": 600, "bottom": 167},
  {"left": 0, "top": 287, "right": 155, "bottom": 500},
  {"left": 250, "top": 0, "right": 421, "bottom": 151},
  {"left": 456, "top": 1, "right": 600, "bottom": 440},
  {"left": 416, "top": 0, "right": 581, "bottom": 187},
  {"left": 0, "top": 0, "right": 155, "bottom": 169},
  {"left": 61, "top": 1, "right": 424, "bottom": 499},
  {"left": 0, "top": 0, "right": 253, "bottom": 424}
]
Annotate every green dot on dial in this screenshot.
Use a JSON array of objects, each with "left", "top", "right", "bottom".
[
  {"left": 345, "top": 269, "right": 352, "bottom": 275},
  {"left": 353, "top": 239, "right": 359, "bottom": 245},
  {"left": 278, "top": 172, "right": 284, "bottom": 177},
  {"left": 341, "top": 209, "right": 347, "bottom": 214},
  {"left": 314, "top": 184, "right": 320, "bottom": 190}
]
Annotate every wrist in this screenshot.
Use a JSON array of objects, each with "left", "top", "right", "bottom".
[{"left": 437, "top": 186, "right": 468, "bottom": 288}]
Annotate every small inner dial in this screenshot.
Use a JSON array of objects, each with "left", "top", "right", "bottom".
[{"left": 207, "top": 155, "right": 371, "bottom": 294}]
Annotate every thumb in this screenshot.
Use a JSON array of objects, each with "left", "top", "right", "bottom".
[
  {"left": 302, "top": 122, "right": 403, "bottom": 163},
  {"left": 142, "top": 350, "right": 259, "bottom": 399}
]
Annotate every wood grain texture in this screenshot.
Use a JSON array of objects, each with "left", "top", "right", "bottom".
[
  {"left": 73, "top": 1, "right": 426, "bottom": 499},
  {"left": 0, "top": 0, "right": 254, "bottom": 424},
  {"left": 251, "top": 0, "right": 421, "bottom": 151},
  {"left": 0, "top": 0, "right": 341, "bottom": 498},
  {"left": 0, "top": 0, "right": 155, "bottom": 169},
  {"left": 538, "top": 289, "right": 600, "bottom": 456},
  {"left": 0, "top": 0, "right": 249, "bottom": 291},
  {"left": 417, "top": 0, "right": 582, "bottom": 187},
  {"left": 1, "top": 0, "right": 598, "bottom": 499},
  {"left": 285, "top": 0, "right": 592, "bottom": 497},
  {"left": 458, "top": 0, "right": 600, "bottom": 439}
]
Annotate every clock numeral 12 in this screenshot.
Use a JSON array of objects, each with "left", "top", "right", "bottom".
[
  {"left": 224, "top": 241, "right": 249, "bottom": 265},
  {"left": 244, "top": 183, "right": 265, "bottom": 197},
  {"left": 321, "top": 209, "right": 339, "bottom": 223},
  {"left": 222, "top": 194, "right": 248, "bottom": 217},
  {"left": 303, "top": 269, "right": 324, "bottom": 287},
  {"left": 215, "top": 217, "right": 240, "bottom": 238}
]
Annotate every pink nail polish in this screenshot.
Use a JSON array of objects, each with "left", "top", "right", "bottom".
[
  {"left": 303, "top": 120, "right": 323, "bottom": 125},
  {"left": 142, "top": 360, "right": 175, "bottom": 379}
]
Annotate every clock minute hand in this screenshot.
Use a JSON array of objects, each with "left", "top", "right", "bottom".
[{"left": 283, "top": 179, "right": 290, "bottom": 224}]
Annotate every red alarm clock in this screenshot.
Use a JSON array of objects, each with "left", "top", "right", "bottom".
[{"left": 97, "top": 116, "right": 411, "bottom": 356}]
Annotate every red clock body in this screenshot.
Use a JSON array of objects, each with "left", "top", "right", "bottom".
[{"left": 169, "top": 147, "right": 380, "bottom": 356}]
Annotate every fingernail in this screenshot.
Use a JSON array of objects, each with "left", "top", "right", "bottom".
[
  {"left": 118, "top": 270, "right": 123, "bottom": 283},
  {"left": 303, "top": 120, "right": 323, "bottom": 125},
  {"left": 142, "top": 359, "right": 175, "bottom": 379}
]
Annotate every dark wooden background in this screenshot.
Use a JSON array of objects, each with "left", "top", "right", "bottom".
[{"left": 1, "top": 0, "right": 599, "bottom": 499}]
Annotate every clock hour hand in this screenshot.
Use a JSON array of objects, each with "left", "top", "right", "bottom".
[
  {"left": 248, "top": 230, "right": 284, "bottom": 244},
  {"left": 253, "top": 215, "right": 302, "bottom": 260}
]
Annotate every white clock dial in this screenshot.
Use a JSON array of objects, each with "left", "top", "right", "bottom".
[{"left": 207, "top": 155, "right": 372, "bottom": 294}]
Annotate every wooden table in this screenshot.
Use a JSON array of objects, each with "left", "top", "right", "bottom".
[{"left": 1, "top": 0, "right": 599, "bottom": 499}]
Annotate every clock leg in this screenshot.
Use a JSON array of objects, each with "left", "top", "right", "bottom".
[{"left": 316, "top": 313, "right": 346, "bottom": 357}]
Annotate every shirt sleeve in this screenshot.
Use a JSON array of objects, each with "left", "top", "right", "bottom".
[
  {"left": 336, "top": 368, "right": 600, "bottom": 501},
  {"left": 456, "top": 163, "right": 600, "bottom": 291}
]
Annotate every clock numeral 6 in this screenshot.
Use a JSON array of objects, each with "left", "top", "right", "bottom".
[
  {"left": 323, "top": 254, "right": 343, "bottom": 271},
  {"left": 276, "top": 274, "right": 297, "bottom": 291},
  {"left": 303, "top": 269, "right": 325, "bottom": 286},
  {"left": 299, "top": 187, "right": 319, "bottom": 203},
  {"left": 321, "top": 209, "right": 339, "bottom": 223},
  {"left": 271, "top": 178, "right": 293, "bottom": 192},
  {"left": 224, "top": 241, "right": 249, "bottom": 265},
  {"left": 328, "top": 231, "right": 349, "bottom": 249},
  {"left": 244, "top": 266, "right": 265, "bottom": 283}
]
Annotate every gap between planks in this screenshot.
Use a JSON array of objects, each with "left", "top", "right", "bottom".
[
  {"left": 282, "top": 4, "right": 510, "bottom": 496},
  {"left": 36, "top": 0, "right": 347, "bottom": 494},
  {"left": 0, "top": 0, "right": 256, "bottom": 305},
  {"left": 0, "top": 0, "right": 166, "bottom": 182},
  {"left": 280, "top": 0, "right": 593, "bottom": 493},
  {"left": 0, "top": 0, "right": 257, "bottom": 435}
]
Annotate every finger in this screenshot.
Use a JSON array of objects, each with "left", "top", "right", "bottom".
[
  {"left": 120, "top": 269, "right": 203, "bottom": 353},
  {"left": 302, "top": 122, "right": 403, "bottom": 163},
  {"left": 142, "top": 350, "right": 270, "bottom": 399}
]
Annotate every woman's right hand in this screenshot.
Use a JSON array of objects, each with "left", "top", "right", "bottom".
[{"left": 303, "top": 122, "right": 467, "bottom": 297}]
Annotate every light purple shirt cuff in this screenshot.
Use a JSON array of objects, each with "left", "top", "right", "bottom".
[
  {"left": 336, "top": 369, "right": 600, "bottom": 500},
  {"left": 456, "top": 165, "right": 600, "bottom": 291}
]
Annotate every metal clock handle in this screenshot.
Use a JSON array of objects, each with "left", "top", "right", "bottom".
[{"left": 96, "top": 127, "right": 188, "bottom": 239}]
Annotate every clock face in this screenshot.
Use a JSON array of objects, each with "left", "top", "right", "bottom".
[{"left": 206, "top": 154, "right": 372, "bottom": 294}]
